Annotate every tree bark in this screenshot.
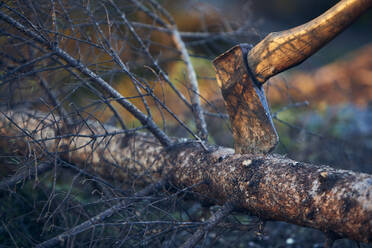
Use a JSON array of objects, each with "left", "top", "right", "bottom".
[{"left": 1, "top": 110, "right": 371, "bottom": 243}]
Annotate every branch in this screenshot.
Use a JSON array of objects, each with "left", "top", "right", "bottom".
[
  {"left": 38, "top": 77, "right": 73, "bottom": 128},
  {"left": 172, "top": 29, "right": 208, "bottom": 141},
  {"left": 0, "top": 162, "right": 53, "bottom": 191},
  {"left": 180, "top": 202, "right": 234, "bottom": 248},
  {"left": 1, "top": 110, "right": 371, "bottom": 243},
  {"left": 0, "top": 9, "right": 172, "bottom": 147},
  {"left": 140, "top": 0, "right": 209, "bottom": 140},
  {"left": 36, "top": 179, "right": 166, "bottom": 248},
  {"left": 108, "top": 2, "right": 196, "bottom": 122},
  {"left": 77, "top": 21, "right": 259, "bottom": 40}
]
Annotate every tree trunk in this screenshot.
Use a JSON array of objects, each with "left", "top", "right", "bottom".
[{"left": 1, "top": 110, "right": 371, "bottom": 243}]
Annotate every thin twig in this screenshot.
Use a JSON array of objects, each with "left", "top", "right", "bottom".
[
  {"left": 88, "top": 7, "right": 152, "bottom": 118},
  {"left": 0, "top": 162, "right": 53, "bottom": 191},
  {"left": 109, "top": 1, "right": 193, "bottom": 111},
  {"left": 126, "top": 0, "right": 167, "bottom": 27},
  {"left": 108, "top": 2, "right": 212, "bottom": 143},
  {"left": 145, "top": 0, "right": 175, "bottom": 25},
  {"left": 0, "top": 52, "right": 54, "bottom": 80},
  {"left": 35, "top": 179, "right": 167, "bottom": 248},
  {"left": 39, "top": 77, "right": 73, "bottom": 128},
  {"left": 272, "top": 101, "right": 309, "bottom": 118},
  {"left": 50, "top": 58, "right": 128, "bottom": 130},
  {"left": 180, "top": 202, "right": 234, "bottom": 248},
  {"left": 76, "top": 20, "right": 259, "bottom": 40},
  {"left": 203, "top": 111, "right": 229, "bottom": 119},
  {"left": 137, "top": 0, "right": 208, "bottom": 140},
  {"left": 0, "top": 9, "right": 172, "bottom": 147},
  {"left": 1, "top": 221, "right": 19, "bottom": 248}
]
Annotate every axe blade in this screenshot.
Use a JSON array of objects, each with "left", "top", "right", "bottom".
[{"left": 213, "top": 44, "right": 278, "bottom": 154}]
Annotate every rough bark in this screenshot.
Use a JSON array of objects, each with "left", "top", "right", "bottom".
[{"left": 1, "top": 111, "right": 371, "bottom": 243}]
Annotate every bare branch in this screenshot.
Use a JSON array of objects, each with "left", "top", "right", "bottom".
[
  {"left": 0, "top": 9, "right": 173, "bottom": 147},
  {"left": 172, "top": 29, "right": 208, "bottom": 141},
  {"left": 142, "top": 0, "right": 209, "bottom": 140},
  {"left": 180, "top": 202, "right": 234, "bottom": 248},
  {"left": 0, "top": 162, "right": 53, "bottom": 191},
  {"left": 39, "top": 77, "right": 73, "bottom": 128},
  {"left": 77, "top": 20, "right": 259, "bottom": 40},
  {"left": 109, "top": 1, "right": 194, "bottom": 114},
  {"left": 35, "top": 179, "right": 167, "bottom": 248}
]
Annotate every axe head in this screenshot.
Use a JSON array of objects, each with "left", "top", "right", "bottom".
[{"left": 213, "top": 44, "right": 278, "bottom": 154}]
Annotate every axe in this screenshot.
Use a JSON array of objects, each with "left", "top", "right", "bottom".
[{"left": 213, "top": 0, "right": 372, "bottom": 154}]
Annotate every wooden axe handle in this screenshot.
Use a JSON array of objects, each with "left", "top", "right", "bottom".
[{"left": 248, "top": 0, "right": 372, "bottom": 84}]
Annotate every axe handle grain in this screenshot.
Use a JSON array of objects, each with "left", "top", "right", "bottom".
[{"left": 248, "top": 0, "right": 372, "bottom": 84}]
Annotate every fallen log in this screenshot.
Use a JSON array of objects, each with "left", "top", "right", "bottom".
[{"left": 1, "top": 110, "right": 371, "bottom": 243}]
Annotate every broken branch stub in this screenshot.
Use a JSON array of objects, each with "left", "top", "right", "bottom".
[{"left": 213, "top": 44, "right": 278, "bottom": 154}]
